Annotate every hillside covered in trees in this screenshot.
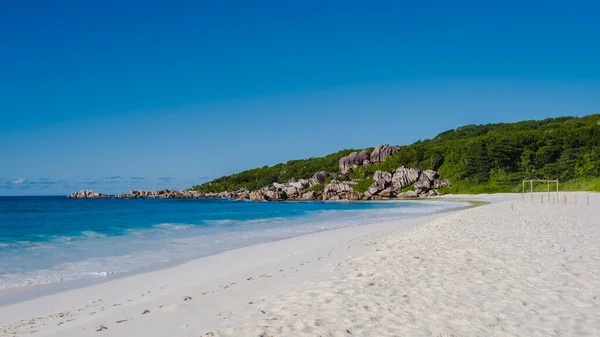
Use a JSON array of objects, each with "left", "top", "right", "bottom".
[{"left": 193, "top": 115, "right": 600, "bottom": 193}]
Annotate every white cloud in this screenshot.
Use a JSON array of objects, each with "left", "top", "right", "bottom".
[{"left": 11, "top": 178, "right": 26, "bottom": 184}]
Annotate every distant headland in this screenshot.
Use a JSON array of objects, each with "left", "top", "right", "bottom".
[
  {"left": 69, "top": 145, "right": 449, "bottom": 201},
  {"left": 70, "top": 115, "right": 600, "bottom": 200}
]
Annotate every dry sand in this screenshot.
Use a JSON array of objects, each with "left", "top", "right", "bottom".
[{"left": 2, "top": 193, "right": 599, "bottom": 337}]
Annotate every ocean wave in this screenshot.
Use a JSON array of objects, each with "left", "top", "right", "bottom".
[
  {"left": 52, "top": 231, "right": 107, "bottom": 243},
  {"left": 0, "top": 240, "right": 49, "bottom": 249},
  {"left": 1, "top": 199, "right": 470, "bottom": 290},
  {"left": 0, "top": 270, "right": 115, "bottom": 289},
  {"left": 81, "top": 231, "right": 107, "bottom": 239},
  {"left": 154, "top": 223, "right": 195, "bottom": 230},
  {"left": 203, "top": 217, "right": 287, "bottom": 227}
]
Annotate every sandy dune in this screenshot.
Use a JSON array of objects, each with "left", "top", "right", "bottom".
[{"left": 2, "top": 193, "right": 599, "bottom": 337}]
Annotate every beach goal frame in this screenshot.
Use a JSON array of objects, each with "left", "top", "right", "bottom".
[{"left": 522, "top": 179, "right": 559, "bottom": 202}]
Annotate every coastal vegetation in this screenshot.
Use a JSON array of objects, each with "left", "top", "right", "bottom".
[
  {"left": 353, "top": 179, "right": 374, "bottom": 193},
  {"left": 193, "top": 115, "right": 600, "bottom": 193},
  {"left": 194, "top": 149, "right": 356, "bottom": 193}
]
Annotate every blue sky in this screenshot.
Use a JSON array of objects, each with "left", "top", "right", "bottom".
[{"left": 1, "top": 0, "right": 599, "bottom": 195}]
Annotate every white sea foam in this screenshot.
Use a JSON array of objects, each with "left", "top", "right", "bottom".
[
  {"left": 154, "top": 223, "right": 195, "bottom": 230},
  {"left": 81, "top": 231, "right": 106, "bottom": 239}
]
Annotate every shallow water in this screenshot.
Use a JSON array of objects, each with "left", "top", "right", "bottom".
[{"left": 0, "top": 196, "right": 468, "bottom": 289}]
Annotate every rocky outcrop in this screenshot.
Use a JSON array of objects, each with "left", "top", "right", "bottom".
[
  {"left": 413, "top": 170, "right": 439, "bottom": 195},
  {"left": 378, "top": 187, "right": 394, "bottom": 198},
  {"left": 338, "top": 145, "right": 397, "bottom": 174},
  {"left": 299, "top": 191, "right": 321, "bottom": 201},
  {"left": 68, "top": 190, "right": 109, "bottom": 199},
  {"left": 289, "top": 179, "right": 310, "bottom": 189},
  {"left": 413, "top": 179, "right": 431, "bottom": 193},
  {"left": 364, "top": 167, "right": 447, "bottom": 198},
  {"left": 68, "top": 156, "right": 450, "bottom": 201},
  {"left": 404, "top": 190, "right": 419, "bottom": 198},
  {"left": 323, "top": 180, "right": 355, "bottom": 200},
  {"left": 367, "top": 171, "right": 392, "bottom": 195},
  {"left": 324, "top": 180, "right": 354, "bottom": 194},
  {"left": 339, "top": 150, "right": 371, "bottom": 174},
  {"left": 308, "top": 171, "right": 330, "bottom": 186},
  {"left": 421, "top": 170, "right": 439, "bottom": 182},
  {"left": 391, "top": 166, "right": 421, "bottom": 190},
  {"left": 249, "top": 190, "right": 267, "bottom": 201},
  {"left": 114, "top": 189, "right": 201, "bottom": 199},
  {"left": 370, "top": 145, "right": 398, "bottom": 164}
]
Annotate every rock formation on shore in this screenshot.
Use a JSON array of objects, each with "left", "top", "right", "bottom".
[
  {"left": 69, "top": 144, "right": 451, "bottom": 201},
  {"left": 69, "top": 189, "right": 201, "bottom": 199},
  {"left": 68, "top": 190, "right": 110, "bottom": 199},
  {"left": 338, "top": 145, "right": 398, "bottom": 174}
]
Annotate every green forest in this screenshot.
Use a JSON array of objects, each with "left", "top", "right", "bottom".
[{"left": 193, "top": 115, "right": 600, "bottom": 193}]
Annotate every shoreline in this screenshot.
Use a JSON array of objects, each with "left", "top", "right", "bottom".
[
  {"left": 0, "top": 199, "right": 473, "bottom": 306},
  {"left": 3, "top": 192, "right": 598, "bottom": 336},
  {"left": 0, "top": 212, "right": 453, "bottom": 331}
]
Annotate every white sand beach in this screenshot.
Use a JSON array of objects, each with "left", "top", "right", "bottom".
[{"left": 2, "top": 193, "right": 599, "bottom": 337}]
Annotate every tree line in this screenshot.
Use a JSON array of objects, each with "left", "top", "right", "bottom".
[{"left": 193, "top": 114, "right": 600, "bottom": 193}]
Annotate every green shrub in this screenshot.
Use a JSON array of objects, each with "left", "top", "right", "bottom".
[
  {"left": 306, "top": 184, "right": 324, "bottom": 192},
  {"left": 401, "top": 185, "right": 414, "bottom": 193},
  {"left": 354, "top": 179, "right": 373, "bottom": 193}
]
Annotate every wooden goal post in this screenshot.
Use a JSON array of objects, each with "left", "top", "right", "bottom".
[{"left": 522, "top": 179, "right": 558, "bottom": 202}]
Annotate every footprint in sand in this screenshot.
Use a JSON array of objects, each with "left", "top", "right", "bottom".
[{"left": 95, "top": 325, "right": 108, "bottom": 331}]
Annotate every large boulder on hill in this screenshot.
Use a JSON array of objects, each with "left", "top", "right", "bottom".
[
  {"left": 404, "top": 190, "right": 419, "bottom": 198},
  {"left": 289, "top": 179, "right": 310, "bottom": 189},
  {"left": 249, "top": 191, "right": 267, "bottom": 201},
  {"left": 345, "top": 191, "right": 362, "bottom": 200},
  {"left": 308, "top": 171, "right": 330, "bottom": 186},
  {"left": 324, "top": 180, "right": 355, "bottom": 194},
  {"left": 368, "top": 181, "right": 386, "bottom": 195},
  {"left": 265, "top": 189, "right": 286, "bottom": 200},
  {"left": 338, "top": 145, "right": 397, "bottom": 174},
  {"left": 421, "top": 170, "right": 439, "bottom": 183},
  {"left": 413, "top": 179, "right": 431, "bottom": 193},
  {"left": 323, "top": 180, "right": 355, "bottom": 200},
  {"left": 235, "top": 190, "right": 250, "bottom": 200},
  {"left": 299, "top": 191, "right": 321, "bottom": 200},
  {"left": 355, "top": 150, "right": 371, "bottom": 166},
  {"left": 373, "top": 171, "right": 393, "bottom": 183},
  {"left": 284, "top": 186, "right": 301, "bottom": 198},
  {"left": 339, "top": 150, "right": 371, "bottom": 174},
  {"left": 370, "top": 145, "right": 398, "bottom": 164},
  {"left": 368, "top": 171, "right": 393, "bottom": 195},
  {"left": 378, "top": 187, "right": 394, "bottom": 198},
  {"left": 391, "top": 166, "right": 421, "bottom": 190},
  {"left": 272, "top": 183, "right": 286, "bottom": 190},
  {"left": 413, "top": 170, "right": 441, "bottom": 195}
]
